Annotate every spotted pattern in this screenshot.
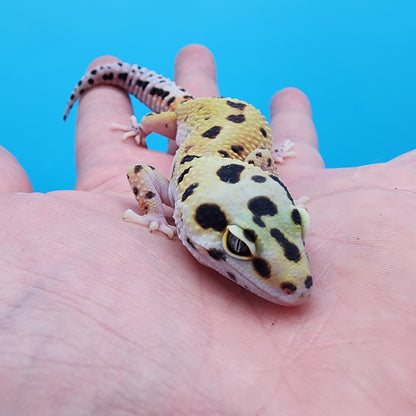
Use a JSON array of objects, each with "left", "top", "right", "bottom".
[
  {"left": 202, "top": 126, "right": 222, "bottom": 139},
  {"left": 226, "top": 100, "right": 246, "bottom": 110},
  {"left": 208, "top": 248, "right": 226, "bottom": 261},
  {"left": 252, "top": 258, "right": 271, "bottom": 279},
  {"left": 103, "top": 73, "right": 114, "bottom": 81},
  {"left": 227, "top": 272, "right": 237, "bottom": 282},
  {"left": 186, "top": 238, "right": 196, "bottom": 250},
  {"left": 251, "top": 175, "right": 266, "bottom": 183},
  {"left": 248, "top": 196, "right": 277, "bottom": 217},
  {"left": 291, "top": 208, "right": 301, "bottom": 225},
  {"left": 270, "top": 228, "right": 301, "bottom": 262},
  {"left": 231, "top": 144, "right": 244, "bottom": 155},
  {"left": 243, "top": 229, "right": 257, "bottom": 242},
  {"left": 195, "top": 203, "right": 228, "bottom": 232},
  {"left": 181, "top": 155, "right": 201, "bottom": 164},
  {"left": 182, "top": 183, "right": 199, "bottom": 201},
  {"left": 227, "top": 114, "right": 246, "bottom": 123},
  {"left": 218, "top": 150, "right": 230, "bottom": 158},
  {"left": 216, "top": 164, "right": 245, "bottom": 184},
  {"left": 177, "top": 167, "right": 192, "bottom": 184},
  {"left": 305, "top": 275, "right": 313, "bottom": 289}
]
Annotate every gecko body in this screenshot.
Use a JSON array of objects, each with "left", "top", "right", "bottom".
[{"left": 65, "top": 61, "right": 312, "bottom": 306}]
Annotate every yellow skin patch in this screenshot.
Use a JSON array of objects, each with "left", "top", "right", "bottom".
[{"left": 65, "top": 62, "right": 312, "bottom": 305}]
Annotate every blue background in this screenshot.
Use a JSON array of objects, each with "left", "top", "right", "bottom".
[{"left": 1, "top": 0, "right": 415, "bottom": 192}]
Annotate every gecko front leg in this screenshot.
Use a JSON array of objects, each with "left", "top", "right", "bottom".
[{"left": 124, "top": 164, "right": 176, "bottom": 239}]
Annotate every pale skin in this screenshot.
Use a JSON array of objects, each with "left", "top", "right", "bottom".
[{"left": 0, "top": 44, "right": 415, "bottom": 415}]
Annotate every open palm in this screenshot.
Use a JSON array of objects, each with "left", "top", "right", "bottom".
[{"left": 0, "top": 45, "right": 415, "bottom": 415}]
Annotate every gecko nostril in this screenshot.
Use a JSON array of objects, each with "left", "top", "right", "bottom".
[{"left": 280, "top": 282, "right": 297, "bottom": 294}]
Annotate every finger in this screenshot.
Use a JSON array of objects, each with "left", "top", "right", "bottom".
[
  {"left": 0, "top": 146, "right": 32, "bottom": 193},
  {"left": 270, "top": 88, "right": 324, "bottom": 170},
  {"left": 73, "top": 56, "right": 172, "bottom": 192},
  {"left": 174, "top": 44, "right": 219, "bottom": 97},
  {"left": 167, "top": 44, "right": 219, "bottom": 155}
]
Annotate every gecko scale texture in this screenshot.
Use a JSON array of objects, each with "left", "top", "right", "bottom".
[{"left": 64, "top": 61, "right": 312, "bottom": 306}]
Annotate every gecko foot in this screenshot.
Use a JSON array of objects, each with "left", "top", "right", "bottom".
[
  {"left": 110, "top": 115, "right": 150, "bottom": 147},
  {"left": 123, "top": 209, "right": 176, "bottom": 239},
  {"left": 272, "top": 139, "right": 296, "bottom": 164}
]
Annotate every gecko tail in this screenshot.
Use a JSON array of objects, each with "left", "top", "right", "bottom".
[{"left": 63, "top": 61, "right": 193, "bottom": 121}]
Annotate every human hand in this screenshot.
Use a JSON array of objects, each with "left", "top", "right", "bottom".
[{"left": 0, "top": 44, "right": 415, "bottom": 415}]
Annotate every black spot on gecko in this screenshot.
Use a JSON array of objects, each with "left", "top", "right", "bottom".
[
  {"left": 145, "top": 191, "right": 155, "bottom": 199},
  {"left": 177, "top": 167, "right": 191, "bottom": 184},
  {"left": 88, "top": 78, "right": 94, "bottom": 85},
  {"left": 79, "top": 89, "right": 85, "bottom": 95},
  {"left": 182, "top": 183, "right": 199, "bottom": 202},
  {"left": 207, "top": 248, "right": 226, "bottom": 261},
  {"left": 226, "top": 100, "right": 247, "bottom": 110},
  {"left": 136, "top": 79, "right": 149, "bottom": 89},
  {"left": 248, "top": 196, "right": 277, "bottom": 217},
  {"left": 280, "top": 282, "right": 297, "bottom": 294},
  {"left": 180, "top": 155, "right": 201, "bottom": 164},
  {"left": 251, "top": 175, "right": 266, "bottom": 183},
  {"left": 270, "top": 228, "right": 301, "bottom": 262},
  {"left": 291, "top": 209, "right": 302, "bottom": 225},
  {"left": 216, "top": 164, "right": 245, "bottom": 184},
  {"left": 260, "top": 127, "right": 268, "bottom": 138},
  {"left": 195, "top": 203, "right": 228, "bottom": 232},
  {"left": 305, "top": 275, "right": 313, "bottom": 289},
  {"left": 103, "top": 73, "right": 114, "bottom": 81},
  {"left": 218, "top": 150, "right": 230, "bottom": 158},
  {"left": 133, "top": 187, "right": 139, "bottom": 196},
  {"left": 201, "top": 126, "right": 222, "bottom": 139},
  {"left": 118, "top": 73, "right": 128, "bottom": 81},
  {"left": 252, "top": 258, "right": 271, "bottom": 279},
  {"left": 269, "top": 175, "right": 294, "bottom": 204},
  {"left": 186, "top": 238, "right": 196, "bottom": 249},
  {"left": 90, "top": 69, "right": 97, "bottom": 75},
  {"left": 253, "top": 216, "right": 265, "bottom": 228},
  {"left": 243, "top": 229, "right": 257, "bottom": 242},
  {"left": 227, "top": 272, "right": 237, "bottom": 282},
  {"left": 149, "top": 87, "right": 169, "bottom": 99},
  {"left": 231, "top": 144, "right": 244, "bottom": 155},
  {"left": 227, "top": 114, "right": 246, "bottom": 123},
  {"left": 134, "top": 165, "right": 143, "bottom": 173},
  {"left": 167, "top": 96, "right": 176, "bottom": 107}
]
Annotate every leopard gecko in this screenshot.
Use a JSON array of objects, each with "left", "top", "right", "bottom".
[{"left": 64, "top": 61, "right": 313, "bottom": 306}]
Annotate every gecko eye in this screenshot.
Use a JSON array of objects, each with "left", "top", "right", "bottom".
[{"left": 223, "top": 225, "right": 256, "bottom": 259}]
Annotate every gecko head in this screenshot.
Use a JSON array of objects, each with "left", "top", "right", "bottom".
[
  {"left": 218, "top": 202, "right": 312, "bottom": 306},
  {"left": 179, "top": 162, "right": 313, "bottom": 306}
]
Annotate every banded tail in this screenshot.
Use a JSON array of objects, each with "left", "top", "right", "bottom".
[{"left": 63, "top": 61, "right": 193, "bottom": 121}]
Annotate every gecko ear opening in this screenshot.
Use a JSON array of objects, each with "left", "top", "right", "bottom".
[{"left": 223, "top": 225, "right": 256, "bottom": 259}]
